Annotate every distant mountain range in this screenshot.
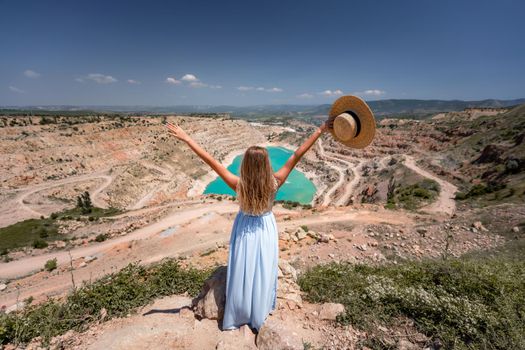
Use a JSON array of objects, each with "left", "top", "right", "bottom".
[{"left": 2, "top": 98, "right": 524, "bottom": 118}]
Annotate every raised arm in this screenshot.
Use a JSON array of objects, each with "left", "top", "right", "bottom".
[
  {"left": 274, "top": 121, "right": 330, "bottom": 186},
  {"left": 166, "top": 122, "right": 239, "bottom": 191}
]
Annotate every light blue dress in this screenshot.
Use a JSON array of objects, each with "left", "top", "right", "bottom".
[{"left": 222, "top": 185, "right": 279, "bottom": 331}]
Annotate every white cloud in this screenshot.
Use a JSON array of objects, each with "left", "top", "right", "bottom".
[
  {"left": 189, "top": 81, "right": 207, "bottom": 88},
  {"left": 181, "top": 74, "right": 198, "bottom": 82},
  {"left": 127, "top": 79, "right": 141, "bottom": 84},
  {"left": 167, "top": 74, "right": 220, "bottom": 89},
  {"left": 352, "top": 89, "right": 385, "bottom": 97},
  {"left": 297, "top": 93, "right": 314, "bottom": 99},
  {"left": 166, "top": 77, "right": 181, "bottom": 85},
  {"left": 319, "top": 89, "right": 343, "bottom": 96},
  {"left": 9, "top": 86, "right": 25, "bottom": 94},
  {"left": 24, "top": 69, "right": 40, "bottom": 78},
  {"left": 85, "top": 73, "right": 117, "bottom": 84},
  {"left": 238, "top": 86, "right": 283, "bottom": 92},
  {"left": 75, "top": 78, "right": 85, "bottom": 83}
]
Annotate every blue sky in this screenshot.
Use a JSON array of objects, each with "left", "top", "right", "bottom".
[{"left": 1, "top": 0, "right": 524, "bottom": 106}]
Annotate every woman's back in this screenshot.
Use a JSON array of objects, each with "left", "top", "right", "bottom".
[
  {"left": 237, "top": 175, "right": 279, "bottom": 215},
  {"left": 236, "top": 146, "right": 279, "bottom": 216}
]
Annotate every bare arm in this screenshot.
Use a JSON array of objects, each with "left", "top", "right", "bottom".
[
  {"left": 166, "top": 122, "right": 239, "bottom": 191},
  {"left": 274, "top": 122, "right": 329, "bottom": 186}
]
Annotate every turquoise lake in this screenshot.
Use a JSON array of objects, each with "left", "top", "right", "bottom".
[{"left": 204, "top": 146, "right": 316, "bottom": 204}]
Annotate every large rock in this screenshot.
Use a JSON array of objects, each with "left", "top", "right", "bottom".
[
  {"left": 192, "top": 266, "right": 227, "bottom": 320},
  {"left": 256, "top": 319, "right": 303, "bottom": 350},
  {"left": 295, "top": 228, "right": 307, "bottom": 240},
  {"left": 278, "top": 259, "right": 297, "bottom": 281},
  {"left": 397, "top": 339, "right": 419, "bottom": 350},
  {"left": 306, "top": 230, "right": 320, "bottom": 240},
  {"left": 317, "top": 302, "right": 345, "bottom": 320},
  {"left": 472, "top": 221, "right": 488, "bottom": 232}
]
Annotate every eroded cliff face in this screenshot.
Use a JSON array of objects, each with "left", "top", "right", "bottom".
[
  {"left": 2, "top": 106, "right": 523, "bottom": 221},
  {"left": 0, "top": 116, "right": 267, "bottom": 210}
]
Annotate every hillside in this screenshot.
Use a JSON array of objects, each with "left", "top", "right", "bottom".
[
  {"left": 2, "top": 98, "right": 524, "bottom": 119},
  {"left": 0, "top": 106, "right": 524, "bottom": 349}
]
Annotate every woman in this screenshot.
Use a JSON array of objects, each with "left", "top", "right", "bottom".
[{"left": 166, "top": 121, "right": 330, "bottom": 332}]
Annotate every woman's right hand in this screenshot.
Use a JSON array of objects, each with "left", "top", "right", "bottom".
[{"left": 166, "top": 122, "right": 191, "bottom": 143}]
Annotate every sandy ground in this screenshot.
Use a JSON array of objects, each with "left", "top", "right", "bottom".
[
  {"left": 39, "top": 294, "right": 336, "bottom": 350},
  {"left": 0, "top": 202, "right": 414, "bottom": 309}
]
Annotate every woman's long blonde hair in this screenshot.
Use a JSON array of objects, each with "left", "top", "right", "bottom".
[{"left": 237, "top": 146, "right": 277, "bottom": 215}]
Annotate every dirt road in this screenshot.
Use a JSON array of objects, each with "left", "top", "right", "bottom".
[
  {"left": 404, "top": 156, "right": 458, "bottom": 216},
  {"left": 0, "top": 201, "right": 238, "bottom": 280},
  {"left": 0, "top": 169, "right": 114, "bottom": 227}
]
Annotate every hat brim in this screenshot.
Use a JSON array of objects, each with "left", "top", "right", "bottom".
[{"left": 329, "top": 95, "right": 376, "bottom": 149}]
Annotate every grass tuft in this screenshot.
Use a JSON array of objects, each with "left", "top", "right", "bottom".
[
  {"left": 298, "top": 241, "right": 525, "bottom": 349},
  {"left": 0, "top": 260, "right": 210, "bottom": 346}
]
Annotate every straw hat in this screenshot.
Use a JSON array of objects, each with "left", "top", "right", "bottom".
[{"left": 328, "top": 95, "right": 376, "bottom": 149}]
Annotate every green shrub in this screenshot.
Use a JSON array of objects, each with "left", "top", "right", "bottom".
[
  {"left": 32, "top": 239, "right": 48, "bottom": 249},
  {"left": 38, "top": 227, "right": 48, "bottom": 238},
  {"left": 298, "top": 242, "right": 525, "bottom": 349},
  {"left": 455, "top": 191, "right": 467, "bottom": 200},
  {"left": 387, "top": 179, "right": 440, "bottom": 210},
  {"left": 455, "top": 182, "right": 510, "bottom": 202},
  {"left": 0, "top": 207, "right": 120, "bottom": 251},
  {"left": 0, "top": 260, "right": 210, "bottom": 346},
  {"left": 0, "top": 218, "right": 59, "bottom": 251},
  {"left": 44, "top": 258, "right": 57, "bottom": 272},
  {"left": 95, "top": 233, "right": 107, "bottom": 242}
]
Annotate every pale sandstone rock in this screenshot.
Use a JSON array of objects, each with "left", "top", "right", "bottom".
[
  {"left": 295, "top": 229, "right": 307, "bottom": 240},
  {"left": 278, "top": 259, "right": 297, "bottom": 281},
  {"left": 282, "top": 293, "right": 302, "bottom": 305},
  {"left": 318, "top": 303, "right": 345, "bottom": 321},
  {"left": 192, "top": 266, "right": 227, "bottom": 320},
  {"left": 397, "top": 339, "right": 419, "bottom": 350},
  {"left": 307, "top": 230, "right": 320, "bottom": 239},
  {"left": 84, "top": 255, "right": 96, "bottom": 263},
  {"left": 256, "top": 319, "right": 303, "bottom": 350},
  {"left": 356, "top": 244, "right": 367, "bottom": 251},
  {"left": 472, "top": 221, "right": 488, "bottom": 232},
  {"left": 319, "top": 234, "right": 330, "bottom": 243}
]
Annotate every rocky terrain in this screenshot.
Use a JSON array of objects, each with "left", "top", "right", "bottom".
[{"left": 0, "top": 105, "right": 524, "bottom": 349}]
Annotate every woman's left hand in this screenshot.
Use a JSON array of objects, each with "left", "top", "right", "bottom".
[
  {"left": 166, "top": 122, "right": 191, "bottom": 143},
  {"left": 320, "top": 119, "right": 333, "bottom": 133}
]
